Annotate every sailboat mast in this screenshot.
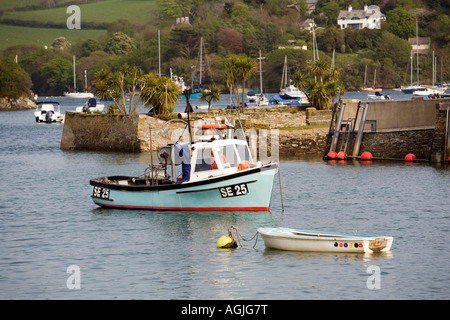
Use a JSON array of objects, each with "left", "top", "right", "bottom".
[
  {"left": 416, "top": 19, "right": 419, "bottom": 85},
  {"left": 199, "top": 37, "right": 203, "bottom": 85},
  {"left": 257, "top": 49, "right": 265, "bottom": 93},
  {"left": 158, "top": 30, "right": 161, "bottom": 77},
  {"left": 73, "top": 56, "right": 76, "bottom": 91}
]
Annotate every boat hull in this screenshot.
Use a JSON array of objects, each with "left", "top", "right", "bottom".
[
  {"left": 90, "top": 164, "right": 278, "bottom": 211},
  {"left": 258, "top": 227, "right": 393, "bottom": 253},
  {"left": 65, "top": 92, "right": 94, "bottom": 99}
]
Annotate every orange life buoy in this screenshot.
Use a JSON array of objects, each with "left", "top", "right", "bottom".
[{"left": 200, "top": 124, "right": 227, "bottom": 129}]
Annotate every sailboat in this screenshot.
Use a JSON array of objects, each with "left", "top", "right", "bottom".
[
  {"left": 255, "top": 50, "right": 268, "bottom": 106},
  {"left": 278, "top": 56, "right": 308, "bottom": 103},
  {"left": 64, "top": 56, "right": 94, "bottom": 99},
  {"left": 413, "top": 51, "right": 445, "bottom": 96},
  {"left": 182, "top": 37, "right": 206, "bottom": 99},
  {"left": 402, "top": 20, "right": 426, "bottom": 94},
  {"left": 362, "top": 66, "right": 382, "bottom": 92}
]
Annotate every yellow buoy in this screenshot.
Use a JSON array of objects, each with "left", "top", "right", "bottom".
[{"left": 216, "top": 232, "right": 237, "bottom": 249}]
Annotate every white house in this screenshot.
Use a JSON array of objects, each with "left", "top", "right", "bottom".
[{"left": 337, "top": 5, "right": 386, "bottom": 30}]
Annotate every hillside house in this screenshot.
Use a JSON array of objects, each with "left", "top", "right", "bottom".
[
  {"left": 337, "top": 5, "right": 385, "bottom": 30},
  {"left": 408, "top": 37, "right": 431, "bottom": 54}
]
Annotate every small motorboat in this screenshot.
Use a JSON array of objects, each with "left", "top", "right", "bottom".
[
  {"left": 34, "top": 101, "right": 64, "bottom": 123},
  {"left": 75, "top": 98, "right": 104, "bottom": 113},
  {"left": 368, "top": 91, "right": 391, "bottom": 100},
  {"left": 258, "top": 227, "right": 393, "bottom": 253}
]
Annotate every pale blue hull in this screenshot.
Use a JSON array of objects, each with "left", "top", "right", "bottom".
[{"left": 90, "top": 165, "right": 277, "bottom": 211}]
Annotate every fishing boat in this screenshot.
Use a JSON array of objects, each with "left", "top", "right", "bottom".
[
  {"left": 258, "top": 227, "right": 393, "bottom": 253},
  {"left": 34, "top": 101, "right": 64, "bottom": 123},
  {"left": 89, "top": 118, "right": 278, "bottom": 211}
]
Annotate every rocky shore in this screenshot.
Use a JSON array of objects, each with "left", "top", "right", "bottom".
[{"left": 0, "top": 97, "right": 36, "bottom": 111}]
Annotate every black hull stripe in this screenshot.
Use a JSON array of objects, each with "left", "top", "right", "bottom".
[{"left": 89, "top": 163, "right": 277, "bottom": 192}]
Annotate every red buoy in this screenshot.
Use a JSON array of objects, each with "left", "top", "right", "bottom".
[
  {"left": 404, "top": 153, "right": 416, "bottom": 162},
  {"left": 360, "top": 151, "right": 373, "bottom": 160},
  {"left": 327, "top": 151, "right": 337, "bottom": 159},
  {"left": 337, "top": 151, "right": 347, "bottom": 160}
]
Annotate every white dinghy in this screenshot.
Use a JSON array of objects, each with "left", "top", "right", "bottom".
[{"left": 258, "top": 227, "right": 393, "bottom": 253}]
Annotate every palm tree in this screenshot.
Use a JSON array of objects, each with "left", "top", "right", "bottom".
[
  {"left": 224, "top": 54, "right": 256, "bottom": 112},
  {"left": 308, "top": 59, "right": 329, "bottom": 84},
  {"left": 95, "top": 66, "right": 180, "bottom": 115},
  {"left": 224, "top": 55, "right": 239, "bottom": 107},
  {"left": 148, "top": 75, "right": 181, "bottom": 115},
  {"left": 292, "top": 60, "right": 345, "bottom": 110},
  {"left": 200, "top": 84, "right": 222, "bottom": 112},
  {"left": 235, "top": 55, "right": 255, "bottom": 112}
]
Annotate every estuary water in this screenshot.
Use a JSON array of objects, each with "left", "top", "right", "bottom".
[{"left": 0, "top": 95, "right": 449, "bottom": 301}]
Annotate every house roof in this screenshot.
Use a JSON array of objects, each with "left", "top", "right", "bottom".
[{"left": 338, "top": 5, "right": 385, "bottom": 21}]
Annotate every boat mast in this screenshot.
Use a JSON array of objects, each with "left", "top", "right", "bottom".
[
  {"left": 199, "top": 37, "right": 203, "bottom": 86},
  {"left": 73, "top": 56, "right": 76, "bottom": 92},
  {"left": 158, "top": 30, "right": 161, "bottom": 77},
  {"left": 257, "top": 49, "right": 265, "bottom": 94},
  {"left": 416, "top": 19, "right": 419, "bottom": 86}
]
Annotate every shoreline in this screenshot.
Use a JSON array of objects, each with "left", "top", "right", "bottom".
[{"left": 0, "top": 96, "right": 36, "bottom": 111}]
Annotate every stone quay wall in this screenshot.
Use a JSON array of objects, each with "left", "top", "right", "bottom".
[
  {"left": 60, "top": 99, "right": 450, "bottom": 162},
  {"left": 60, "top": 107, "right": 331, "bottom": 157}
]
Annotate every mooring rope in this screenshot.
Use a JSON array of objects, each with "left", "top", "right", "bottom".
[{"left": 229, "top": 225, "right": 259, "bottom": 248}]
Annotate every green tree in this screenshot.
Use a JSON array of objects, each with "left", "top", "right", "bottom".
[
  {"left": 200, "top": 84, "right": 222, "bottom": 112},
  {"left": 105, "top": 32, "right": 136, "bottom": 55},
  {"left": 40, "top": 58, "right": 72, "bottom": 95},
  {"left": 292, "top": 58, "right": 345, "bottom": 110},
  {"left": 386, "top": 8, "right": 416, "bottom": 39},
  {"left": 80, "top": 39, "right": 103, "bottom": 57},
  {"left": 234, "top": 54, "right": 256, "bottom": 112},
  {"left": 52, "top": 37, "right": 71, "bottom": 50},
  {"left": 0, "top": 57, "right": 33, "bottom": 99}
]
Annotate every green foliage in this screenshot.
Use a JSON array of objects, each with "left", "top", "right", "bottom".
[
  {"left": 200, "top": 84, "right": 221, "bottom": 112},
  {"left": 386, "top": 8, "right": 416, "bottom": 39},
  {"left": 40, "top": 57, "right": 72, "bottom": 93},
  {"left": 0, "top": 56, "right": 33, "bottom": 99},
  {"left": 105, "top": 32, "right": 135, "bottom": 55},
  {"left": 94, "top": 65, "right": 180, "bottom": 115}
]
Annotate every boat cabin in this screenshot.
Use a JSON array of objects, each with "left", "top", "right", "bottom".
[
  {"left": 157, "top": 121, "right": 257, "bottom": 184},
  {"left": 189, "top": 138, "right": 254, "bottom": 182}
]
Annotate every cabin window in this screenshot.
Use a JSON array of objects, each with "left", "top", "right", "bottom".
[
  {"left": 236, "top": 144, "right": 252, "bottom": 163},
  {"left": 217, "top": 145, "right": 239, "bottom": 168},
  {"left": 194, "top": 147, "right": 215, "bottom": 172}
]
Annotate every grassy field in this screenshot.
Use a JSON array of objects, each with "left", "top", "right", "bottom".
[
  {"left": 0, "top": 0, "right": 158, "bottom": 24},
  {"left": 0, "top": 24, "right": 106, "bottom": 51},
  {"left": 0, "top": 0, "right": 158, "bottom": 52}
]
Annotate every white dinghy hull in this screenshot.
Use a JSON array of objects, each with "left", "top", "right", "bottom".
[{"left": 258, "top": 227, "right": 393, "bottom": 253}]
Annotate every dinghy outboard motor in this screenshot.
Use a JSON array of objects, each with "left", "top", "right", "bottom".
[
  {"left": 82, "top": 98, "right": 97, "bottom": 112},
  {"left": 46, "top": 110, "right": 54, "bottom": 123}
]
